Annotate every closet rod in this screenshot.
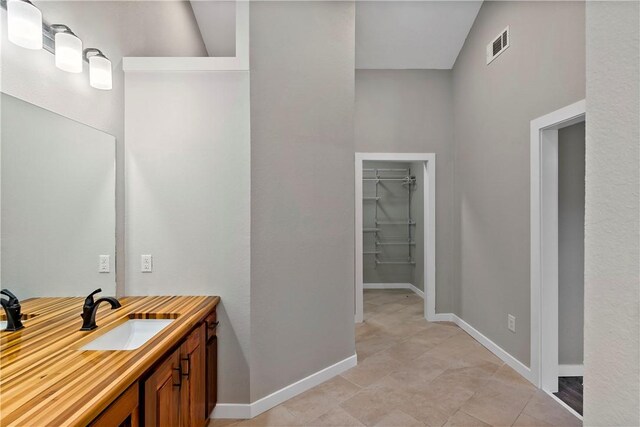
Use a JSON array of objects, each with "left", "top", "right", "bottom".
[{"left": 363, "top": 178, "right": 412, "bottom": 181}]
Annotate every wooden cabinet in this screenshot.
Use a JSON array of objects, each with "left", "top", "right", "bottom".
[
  {"left": 180, "top": 324, "right": 207, "bottom": 427},
  {"left": 205, "top": 312, "right": 218, "bottom": 416},
  {"left": 144, "top": 348, "right": 181, "bottom": 427},
  {"left": 91, "top": 382, "right": 140, "bottom": 427},
  {"left": 142, "top": 310, "right": 216, "bottom": 427}
]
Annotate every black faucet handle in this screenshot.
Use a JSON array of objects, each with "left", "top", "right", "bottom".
[
  {"left": 0, "top": 289, "right": 20, "bottom": 306},
  {"left": 84, "top": 288, "right": 102, "bottom": 307}
]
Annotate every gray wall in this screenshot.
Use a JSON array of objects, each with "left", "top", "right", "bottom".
[
  {"left": 452, "top": 1, "right": 585, "bottom": 365},
  {"left": 558, "top": 122, "right": 585, "bottom": 366},
  {"left": 584, "top": 1, "right": 639, "bottom": 424},
  {"left": 362, "top": 161, "right": 418, "bottom": 286},
  {"left": 249, "top": 1, "right": 356, "bottom": 401},
  {"left": 1, "top": 1, "right": 207, "bottom": 296},
  {"left": 355, "top": 70, "right": 454, "bottom": 311},
  {"left": 124, "top": 71, "right": 251, "bottom": 403}
]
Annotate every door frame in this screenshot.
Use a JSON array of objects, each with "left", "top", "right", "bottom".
[
  {"left": 530, "top": 100, "right": 585, "bottom": 391},
  {"left": 354, "top": 153, "right": 436, "bottom": 323}
]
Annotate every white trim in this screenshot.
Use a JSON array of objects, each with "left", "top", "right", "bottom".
[
  {"left": 432, "top": 313, "right": 535, "bottom": 383},
  {"left": 123, "top": 1, "right": 249, "bottom": 72},
  {"left": 211, "top": 404, "right": 251, "bottom": 420},
  {"left": 363, "top": 282, "right": 424, "bottom": 298},
  {"left": 558, "top": 364, "right": 584, "bottom": 377},
  {"left": 545, "top": 390, "right": 583, "bottom": 421},
  {"left": 354, "top": 153, "right": 436, "bottom": 324},
  {"left": 530, "top": 100, "right": 586, "bottom": 392},
  {"left": 453, "top": 314, "right": 535, "bottom": 383},
  {"left": 212, "top": 354, "right": 358, "bottom": 420}
]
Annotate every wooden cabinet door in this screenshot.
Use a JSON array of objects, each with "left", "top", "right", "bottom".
[
  {"left": 180, "top": 324, "right": 207, "bottom": 427},
  {"left": 205, "top": 310, "right": 218, "bottom": 418},
  {"left": 144, "top": 349, "right": 181, "bottom": 427},
  {"left": 91, "top": 382, "right": 139, "bottom": 427}
]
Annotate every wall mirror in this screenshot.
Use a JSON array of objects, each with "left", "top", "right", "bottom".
[{"left": 1, "top": 93, "right": 116, "bottom": 299}]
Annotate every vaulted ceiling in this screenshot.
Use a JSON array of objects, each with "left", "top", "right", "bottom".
[{"left": 356, "top": 1, "right": 482, "bottom": 69}]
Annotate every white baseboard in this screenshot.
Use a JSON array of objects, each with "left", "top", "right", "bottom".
[
  {"left": 433, "top": 313, "right": 535, "bottom": 385},
  {"left": 364, "top": 282, "right": 424, "bottom": 299},
  {"left": 558, "top": 364, "right": 584, "bottom": 377},
  {"left": 212, "top": 354, "right": 358, "bottom": 419},
  {"left": 211, "top": 403, "right": 251, "bottom": 419}
]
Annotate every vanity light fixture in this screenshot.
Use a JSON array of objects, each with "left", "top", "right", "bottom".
[
  {"left": 84, "top": 48, "right": 112, "bottom": 90},
  {"left": 6, "top": 0, "right": 42, "bottom": 50},
  {"left": 1, "top": 0, "right": 111, "bottom": 90},
  {"left": 51, "top": 24, "right": 82, "bottom": 73}
]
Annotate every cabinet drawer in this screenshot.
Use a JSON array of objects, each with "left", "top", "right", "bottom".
[{"left": 205, "top": 311, "right": 218, "bottom": 341}]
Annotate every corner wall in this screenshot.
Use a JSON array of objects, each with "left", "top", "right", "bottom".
[
  {"left": 451, "top": 1, "right": 585, "bottom": 366},
  {"left": 584, "top": 1, "right": 639, "bottom": 424},
  {"left": 249, "top": 1, "right": 356, "bottom": 401}
]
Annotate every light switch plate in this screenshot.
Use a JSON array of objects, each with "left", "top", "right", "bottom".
[
  {"left": 508, "top": 314, "right": 516, "bottom": 333},
  {"left": 99, "top": 255, "right": 110, "bottom": 273},
  {"left": 141, "top": 254, "right": 153, "bottom": 273}
]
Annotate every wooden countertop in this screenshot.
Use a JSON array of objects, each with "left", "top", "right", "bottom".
[{"left": 0, "top": 296, "right": 219, "bottom": 426}]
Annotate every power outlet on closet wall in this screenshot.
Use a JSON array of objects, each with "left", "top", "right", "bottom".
[
  {"left": 141, "top": 255, "right": 153, "bottom": 273},
  {"left": 507, "top": 314, "right": 516, "bottom": 333}
]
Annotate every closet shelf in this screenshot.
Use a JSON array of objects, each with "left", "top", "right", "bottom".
[
  {"left": 363, "top": 197, "right": 380, "bottom": 201},
  {"left": 375, "top": 240, "right": 416, "bottom": 246},
  {"left": 363, "top": 251, "right": 381, "bottom": 255},
  {"left": 363, "top": 228, "right": 380, "bottom": 232},
  {"left": 376, "top": 220, "right": 416, "bottom": 225},
  {"left": 375, "top": 260, "right": 416, "bottom": 265}
]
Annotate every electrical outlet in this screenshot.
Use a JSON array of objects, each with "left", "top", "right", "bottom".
[
  {"left": 141, "top": 254, "right": 153, "bottom": 273},
  {"left": 99, "top": 255, "right": 110, "bottom": 273},
  {"left": 508, "top": 314, "right": 516, "bottom": 333}
]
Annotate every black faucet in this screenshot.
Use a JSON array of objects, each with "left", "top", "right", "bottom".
[
  {"left": 80, "top": 288, "right": 121, "bottom": 331},
  {"left": 1, "top": 289, "right": 24, "bottom": 331}
]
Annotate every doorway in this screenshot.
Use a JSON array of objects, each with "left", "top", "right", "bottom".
[
  {"left": 530, "top": 100, "right": 585, "bottom": 418},
  {"left": 354, "top": 153, "right": 436, "bottom": 324}
]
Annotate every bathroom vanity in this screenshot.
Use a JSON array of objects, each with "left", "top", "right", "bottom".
[{"left": 0, "top": 296, "right": 219, "bottom": 427}]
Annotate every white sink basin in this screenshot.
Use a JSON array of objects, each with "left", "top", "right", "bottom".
[{"left": 80, "top": 319, "right": 174, "bottom": 351}]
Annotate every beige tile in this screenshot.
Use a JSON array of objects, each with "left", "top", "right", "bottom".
[
  {"left": 316, "top": 376, "right": 361, "bottom": 403},
  {"left": 380, "top": 338, "right": 432, "bottom": 362},
  {"left": 512, "top": 413, "right": 553, "bottom": 426},
  {"left": 490, "top": 364, "right": 537, "bottom": 392},
  {"left": 356, "top": 334, "right": 398, "bottom": 361},
  {"left": 340, "top": 387, "right": 400, "bottom": 426},
  {"left": 520, "top": 391, "right": 582, "bottom": 426},
  {"left": 307, "top": 406, "right": 365, "bottom": 426},
  {"left": 460, "top": 379, "right": 535, "bottom": 426},
  {"left": 208, "top": 419, "right": 242, "bottom": 427},
  {"left": 281, "top": 387, "right": 338, "bottom": 423},
  {"left": 444, "top": 410, "right": 491, "bottom": 427},
  {"left": 341, "top": 352, "right": 403, "bottom": 387},
  {"left": 373, "top": 409, "right": 423, "bottom": 426},
  {"left": 236, "top": 407, "right": 302, "bottom": 426}
]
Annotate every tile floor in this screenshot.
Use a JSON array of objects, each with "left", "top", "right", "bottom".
[{"left": 210, "top": 289, "right": 581, "bottom": 427}]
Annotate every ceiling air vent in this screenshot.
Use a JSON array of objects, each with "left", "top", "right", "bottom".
[{"left": 486, "top": 26, "right": 510, "bottom": 65}]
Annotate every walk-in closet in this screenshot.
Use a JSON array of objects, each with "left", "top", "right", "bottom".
[{"left": 362, "top": 161, "right": 425, "bottom": 301}]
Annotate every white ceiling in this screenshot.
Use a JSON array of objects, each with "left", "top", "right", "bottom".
[{"left": 356, "top": 1, "right": 483, "bottom": 70}]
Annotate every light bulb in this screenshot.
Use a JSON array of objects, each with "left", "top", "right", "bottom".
[
  {"left": 89, "top": 54, "right": 112, "bottom": 90},
  {"left": 55, "top": 31, "right": 82, "bottom": 73},
  {"left": 7, "top": 0, "right": 43, "bottom": 50}
]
